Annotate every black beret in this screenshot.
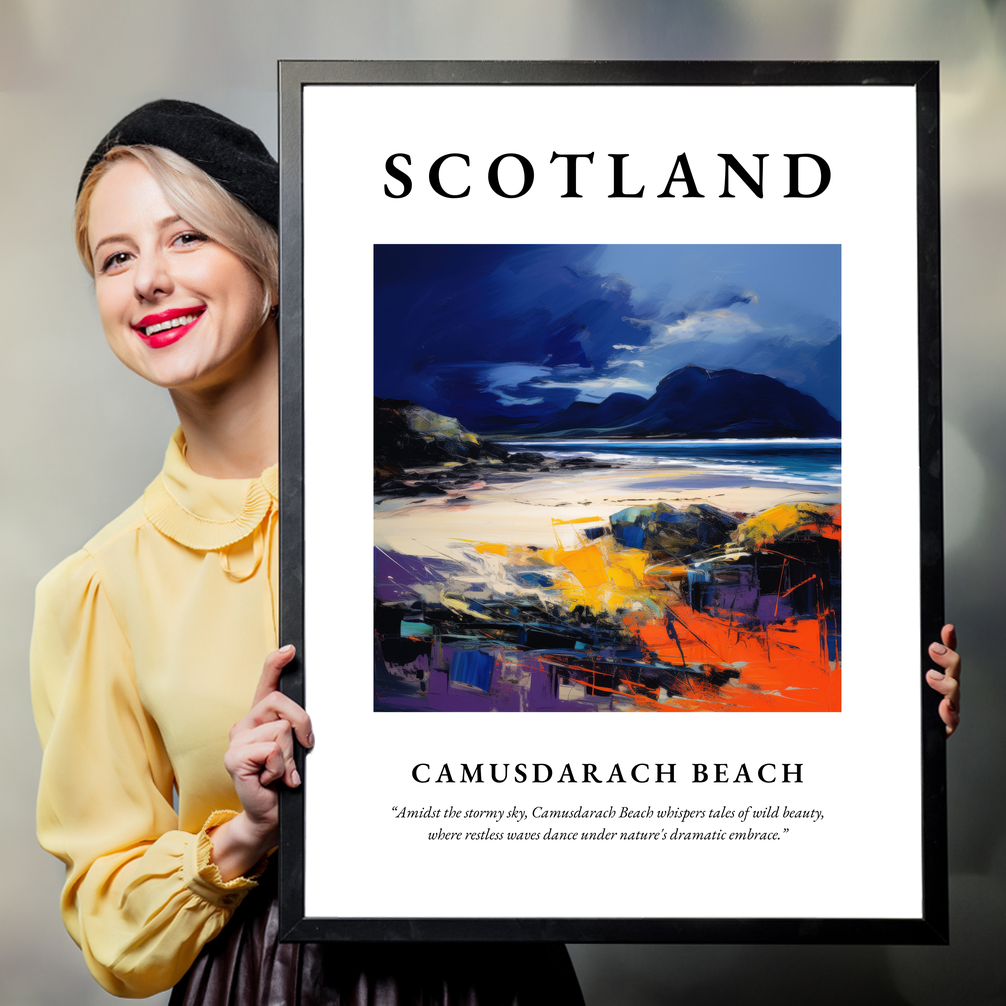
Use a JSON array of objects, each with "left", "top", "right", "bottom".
[{"left": 78, "top": 99, "right": 278, "bottom": 228}]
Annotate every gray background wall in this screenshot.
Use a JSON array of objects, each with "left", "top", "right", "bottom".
[{"left": 1, "top": 2, "right": 1003, "bottom": 1003}]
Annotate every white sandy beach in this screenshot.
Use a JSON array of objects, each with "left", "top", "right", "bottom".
[{"left": 375, "top": 465, "right": 840, "bottom": 557}]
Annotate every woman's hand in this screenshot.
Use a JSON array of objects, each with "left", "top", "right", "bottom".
[
  {"left": 209, "top": 645, "right": 314, "bottom": 881},
  {"left": 926, "top": 624, "right": 961, "bottom": 737}
]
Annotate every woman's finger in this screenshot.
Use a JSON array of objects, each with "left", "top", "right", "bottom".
[
  {"left": 941, "top": 623, "right": 957, "bottom": 653},
  {"left": 233, "top": 718, "right": 301, "bottom": 788},
  {"left": 926, "top": 668, "right": 960, "bottom": 737},
  {"left": 925, "top": 668, "right": 959, "bottom": 702},
  {"left": 243, "top": 690, "right": 314, "bottom": 749},
  {"left": 255, "top": 741, "right": 287, "bottom": 787},
  {"left": 252, "top": 644, "right": 296, "bottom": 707},
  {"left": 927, "top": 623, "right": 961, "bottom": 738},
  {"left": 928, "top": 641, "right": 960, "bottom": 681},
  {"left": 939, "top": 697, "right": 961, "bottom": 736},
  {"left": 224, "top": 738, "right": 287, "bottom": 787}
]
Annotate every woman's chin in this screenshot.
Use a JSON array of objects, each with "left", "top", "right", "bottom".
[
  {"left": 110, "top": 323, "right": 273, "bottom": 395},
  {"left": 122, "top": 354, "right": 218, "bottom": 393}
]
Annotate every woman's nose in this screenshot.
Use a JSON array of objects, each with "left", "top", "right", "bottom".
[{"left": 133, "top": 249, "right": 173, "bottom": 302}]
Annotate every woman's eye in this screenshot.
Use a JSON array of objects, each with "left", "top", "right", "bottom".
[
  {"left": 101, "top": 251, "right": 131, "bottom": 273},
  {"left": 173, "top": 231, "right": 208, "bottom": 248}
]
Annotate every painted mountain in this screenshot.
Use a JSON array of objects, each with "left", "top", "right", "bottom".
[
  {"left": 531, "top": 393, "right": 648, "bottom": 435},
  {"left": 522, "top": 365, "right": 839, "bottom": 439}
]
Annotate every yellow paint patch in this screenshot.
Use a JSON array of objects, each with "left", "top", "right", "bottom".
[
  {"left": 734, "top": 502, "right": 837, "bottom": 547},
  {"left": 647, "top": 564, "right": 688, "bottom": 580},
  {"left": 472, "top": 541, "right": 508, "bottom": 557},
  {"left": 552, "top": 544, "right": 609, "bottom": 589},
  {"left": 609, "top": 548, "right": 648, "bottom": 584},
  {"left": 463, "top": 536, "right": 669, "bottom": 618}
]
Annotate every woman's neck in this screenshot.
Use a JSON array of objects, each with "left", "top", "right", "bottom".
[{"left": 169, "top": 320, "right": 280, "bottom": 479}]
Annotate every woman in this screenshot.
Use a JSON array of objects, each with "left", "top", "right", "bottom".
[
  {"left": 33, "top": 99, "right": 963, "bottom": 1003},
  {"left": 31, "top": 100, "right": 586, "bottom": 1003}
]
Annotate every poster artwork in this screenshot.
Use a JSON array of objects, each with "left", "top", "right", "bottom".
[
  {"left": 373, "top": 243, "right": 842, "bottom": 714},
  {"left": 289, "top": 65, "right": 941, "bottom": 940}
]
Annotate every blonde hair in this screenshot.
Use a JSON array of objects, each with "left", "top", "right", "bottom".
[{"left": 75, "top": 145, "right": 278, "bottom": 323}]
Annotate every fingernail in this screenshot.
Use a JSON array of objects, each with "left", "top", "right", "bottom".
[
  {"left": 292, "top": 768, "right": 301, "bottom": 787},
  {"left": 306, "top": 732, "right": 315, "bottom": 748},
  {"left": 280, "top": 644, "right": 295, "bottom": 654},
  {"left": 931, "top": 643, "right": 947, "bottom": 654},
  {"left": 928, "top": 669, "right": 944, "bottom": 679}
]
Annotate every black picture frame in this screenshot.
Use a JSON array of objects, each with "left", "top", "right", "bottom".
[{"left": 277, "top": 60, "right": 945, "bottom": 944}]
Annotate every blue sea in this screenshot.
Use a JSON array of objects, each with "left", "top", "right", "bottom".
[{"left": 498, "top": 439, "right": 841, "bottom": 488}]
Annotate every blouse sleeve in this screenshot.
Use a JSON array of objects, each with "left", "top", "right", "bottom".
[{"left": 31, "top": 549, "right": 262, "bottom": 998}]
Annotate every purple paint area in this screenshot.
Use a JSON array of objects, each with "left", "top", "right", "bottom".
[
  {"left": 688, "top": 565, "right": 761, "bottom": 617},
  {"left": 375, "top": 646, "right": 600, "bottom": 712},
  {"left": 756, "top": 594, "right": 795, "bottom": 623},
  {"left": 375, "top": 548, "right": 467, "bottom": 602}
]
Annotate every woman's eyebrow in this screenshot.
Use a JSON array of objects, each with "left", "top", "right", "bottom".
[
  {"left": 92, "top": 232, "right": 133, "bottom": 256},
  {"left": 92, "top": 216, "right": 185, "bottom": 257}
]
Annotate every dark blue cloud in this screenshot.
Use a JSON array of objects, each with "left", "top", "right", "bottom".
[
  {"left": 374, "top": 245, "right": 643, "bottom": 429},
  {"left": 374, "top": 244, "right": 841, "bottom": 432}
]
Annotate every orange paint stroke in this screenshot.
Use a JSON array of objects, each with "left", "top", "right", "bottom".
[
  {"left": 779, "top": 572, "right": 818, "bottom": 599},
  {"left": 465, "top": 502, "right": 842, "bottom": 713}
]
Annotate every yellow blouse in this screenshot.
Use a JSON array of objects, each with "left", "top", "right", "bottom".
[{"left": 31, "top": 428, "right": 279, "bottom": 998}]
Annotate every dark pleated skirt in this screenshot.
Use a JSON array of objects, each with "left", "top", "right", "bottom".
[{"left": 169, "top": 869, "right": 585, "bottom": 1006}]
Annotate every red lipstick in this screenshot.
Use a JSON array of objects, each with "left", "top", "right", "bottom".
[{"left": 132, "top": 306, "right": 205, "bottom": 349}]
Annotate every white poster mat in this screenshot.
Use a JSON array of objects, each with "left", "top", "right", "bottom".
[{"left": 301, "top": 84, "right": 919, "bottom": 920}]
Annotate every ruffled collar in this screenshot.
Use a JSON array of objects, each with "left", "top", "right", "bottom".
[{"left": 143, "top": 428, "right": 278, "bottom": 551}]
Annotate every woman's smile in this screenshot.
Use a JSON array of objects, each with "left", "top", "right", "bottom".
[{"left": 133, "top": 305, "right": 207, "bottom": 347}]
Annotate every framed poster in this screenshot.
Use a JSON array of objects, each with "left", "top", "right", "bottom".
[{"left": 277, "top": 61, "right": 946, "bottom": 943}]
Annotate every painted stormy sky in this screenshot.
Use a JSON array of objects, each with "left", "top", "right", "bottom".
[{"left": 374, "top": 244, "right": 841, "bottom": 434}]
